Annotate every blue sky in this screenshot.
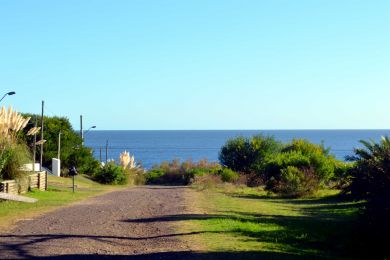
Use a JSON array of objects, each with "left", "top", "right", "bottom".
[{"left": 0, "top": 0, "right": 389, "bottom": 130}]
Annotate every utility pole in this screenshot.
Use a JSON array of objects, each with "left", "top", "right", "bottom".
[
  {"left": 105, "top": 140, "right": 108, "bottom": 163},
  {"left": 58, "top": 131, "right": 62, "bottom": 159},
  {"left": 32, "top": 116, "right": 37, "bottom": 172},
  {"left": 99, "top": 146, "right": 102, "bottom": 162},
  {"left": 40, "top": 101, "right": 44, "bottom": 172},
  {"left": 80, "top": 115, "right": 83, "bottom": 145}
]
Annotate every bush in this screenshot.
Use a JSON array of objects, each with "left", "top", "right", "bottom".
[
  {"left": 269, "top": 166, "right": 319, "bottom": 197},
  {"left": 0, "top": 142, "right": 30, "bottom": 181},
  {"left": 219, "top": 135, "right": 282, "bottom": 173},
  {"left": 145, "top": 169, "right": 167, "bottom": 184},
  {"left": 125, "top": 168, "right": 146, "bottom": 185},
  {"left": 343, "top": 136, "right": 390, "bottom": 258},
  {"left": 261, "top": 139, "right": 336, "bottom": 197},
  {"left": 93, "top": 163, "right": 127, "bottom": 185},
  {"left": 145, "top": 159, "right": 221, "bottom": 185},
  {"left": 218, "top": 168, "right": 239, "bottom": 183}
]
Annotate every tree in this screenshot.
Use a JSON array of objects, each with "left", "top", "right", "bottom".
[
  {"left": 219, "top": 135, "right": 282, "bottom": 173},
  {"left": 21, "top": 114, "right": 99, "bottom": 174}
]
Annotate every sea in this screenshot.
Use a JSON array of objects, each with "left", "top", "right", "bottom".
[{"left": 84, "top": 130, "right": 390, "bottom": 169}]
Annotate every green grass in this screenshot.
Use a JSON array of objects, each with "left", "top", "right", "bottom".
[
  {"left": 0, "top": 175, "right": 123, "bottom": 230},
  {"left": 183, "top": 185, "right": 363, "bottom": 259}
]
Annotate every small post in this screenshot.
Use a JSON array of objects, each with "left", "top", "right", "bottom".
[
  {"left": 33, "top": 116, "right": 37, "bottom": 172},
  {"left": 105, "top": 140, "right": 108, "bottom": 163},
  {"left": 58, "top": 131, "right": 62, "bottom": 160},
  {"left": 72, "top": 176, "right": 75, "bottom": 193},
  {"left": 99, "top": 146, "right": 102, "bottom": 162},
  {"left": 40, "top": 101, "right": 44, "bottom": 172},
  {"left": 80, "top": 115, "right": 83, "bottom": 145}
]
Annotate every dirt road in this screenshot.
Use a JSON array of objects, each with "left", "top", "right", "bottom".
[{"left": 0, "top": 186, "right": 200, "bottom": 259}]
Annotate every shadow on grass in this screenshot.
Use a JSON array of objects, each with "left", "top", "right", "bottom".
[
  {"left": 121, "top": 209, "right": 358, "bottom": 257},
  {"left": 1, "top": 233, "right": 307, "bottom": 259}
]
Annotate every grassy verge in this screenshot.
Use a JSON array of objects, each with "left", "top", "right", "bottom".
[
  {"left": 0, "top": 175, "right": 123, "bottom": 230},
  {"left": 182, "top": 185, "right": 363, "bottom": 259}
]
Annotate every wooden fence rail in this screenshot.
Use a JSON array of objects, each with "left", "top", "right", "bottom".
[{"left": 0, "top": 171, "right": 47, "bottom": 195}]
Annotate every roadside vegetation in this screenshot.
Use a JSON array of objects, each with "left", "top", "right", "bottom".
[
  {"left": 143, "top": 134, "right": 390, "bottom": 258},
  {"left": 181, "top": 186, "right": 362, "bottom": 259},
  {"left": 1, "top": 107, "right": 32, "bottom": 185}
]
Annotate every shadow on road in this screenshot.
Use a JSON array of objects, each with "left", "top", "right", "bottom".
[{"left": 28, "top": 251, "right": 302, "bottom": 259}]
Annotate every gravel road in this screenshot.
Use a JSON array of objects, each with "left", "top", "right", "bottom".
[{"left": 0, "top": 186, "right": 199, "bottom": 259}]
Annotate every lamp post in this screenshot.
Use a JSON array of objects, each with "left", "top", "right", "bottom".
[
  {"left": 0, "top": 91, "right": 16, "bottom": 102},
  {"left": 82, "top": 125, "right": 96, "bottom": 145}
]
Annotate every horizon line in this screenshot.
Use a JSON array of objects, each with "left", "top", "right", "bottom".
[{"left": 77, "top": 129, "right": 390, "bottom": 131}]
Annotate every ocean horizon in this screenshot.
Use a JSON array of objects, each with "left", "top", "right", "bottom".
[{"left": 84, "top": 130, "right": 390, "bottom": 169}]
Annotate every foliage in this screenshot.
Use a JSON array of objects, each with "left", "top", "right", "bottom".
[
  {"left": 219, "top": 136, "right": 340, "bottom": 197},
  {"left": 0, "top": 107, "right": 31, "bottom": 181},
  {"left": 343, "top": 136, "right": 390, "bottom": 258},
  {"left": 93, "top": 162, "right": 127, "bottom": 185},
  {"left": 217, "top": 168, "right": 239, "bottom": 183},
  {"left": 219, "top": 135, "right": 282, "bottom": 173},
  {"left": 67, "top": 146, "right": 100, "bottom": 175},
  {"left": 21, "top": 114, "right": 100, "bottom": 174},
  {"left": 125, "top": 168, "right": 146, "bottom": 185},
  {"left": 145, "top": 159, "right": 221, "bottom": 185},
  {"left": 0, "top": 142, "right": 30, "bottom": 181},
  {"left": 263, "top": 140, "right": 336, "bottom": 196},
  {"left": 268, "top": 166, "right": 320, "bottom": 197}
]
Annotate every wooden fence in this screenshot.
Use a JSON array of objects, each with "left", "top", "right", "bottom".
[{"left": 0, "top": 171, "right": 47, "bottom": 195}]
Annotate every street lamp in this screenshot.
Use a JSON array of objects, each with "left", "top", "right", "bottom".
[
  {"left": 0, "top": 91, "right": 16, "bottom": 102},
  {"left": 82, "top": 125, "right": 96, "bottom": 145}
]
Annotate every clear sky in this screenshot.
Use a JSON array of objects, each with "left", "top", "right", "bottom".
[{"left": 0, "top": 0, "right": 389, "bottom": 130}]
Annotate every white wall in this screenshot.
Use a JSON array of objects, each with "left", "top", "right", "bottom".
[{"left": 52, "top": 158, "right": 61, "bottom": 177}]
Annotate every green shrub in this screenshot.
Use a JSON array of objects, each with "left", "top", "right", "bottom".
[
  {"left": 145, "top": 169, "right": 166, "bottom": 184},
  {"left": 66, "top": 146, "right": 100, "bottom": 175},
  {"left": 269, "top": 166, "right": 319, "bottom": 197},
  {"left": 219, "top": 134, "right": 282, "bottom": 173},
  {"left": 218, "top": 168, "right": 239, "bottom": 183},
  {"left": 93, "top": 163, "right": 127, "bottom": 185},
  {"left": 0, "top": 142, "right": 30, "bottom": 181},
  {"left": 281, "top": 139, "right": 335, "bottom": 182},
  {"left": 145, "top": 159, "right": 221, "bottom": 185},
  {"left": 261, "top": 139, "right": 337, "bottom": 196}
]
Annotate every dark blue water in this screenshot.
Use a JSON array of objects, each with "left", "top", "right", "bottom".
[{"left": 84, "top": 130, "right": 390, "bottom": 169}]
